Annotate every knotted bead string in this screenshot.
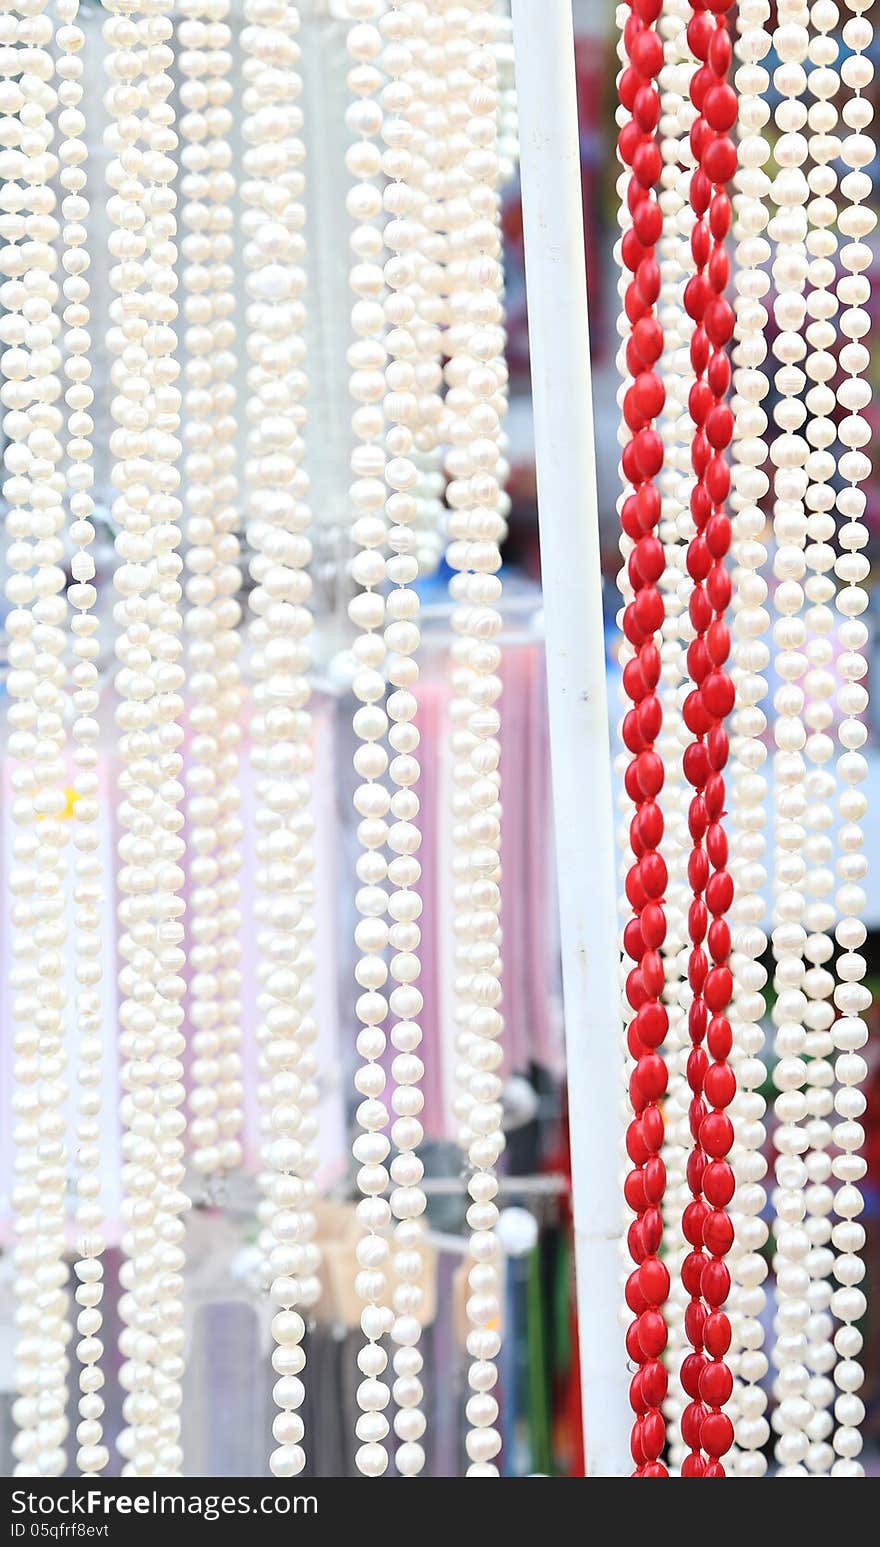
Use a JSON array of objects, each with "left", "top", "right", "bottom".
[
  {"left": 55, "top": 0, "right": 111, "bottom": 1477},
  {"left": 655, "top": 0, "right": 695, "bottom": 1471},
  {"left": 2, "top": 0, "right": 71, "bottom": 1478},
  {"left": 344, "top": 0, "right": 396, "bottom": 1478},
  {"left": 677, "top": 0, "right": 738, "bottom": 1479},
  {"left": 241, "top": 0, "right": 319, "bottom": 1479},
  {"left": 765, "top": 0, "right": 818, "bottom": 1477},
  {"left": 377, "top": 0, "right": 431, "bottom": 1479},
  {"left": 104, "top": 0, "right": 190, "bottom": 1475},
  {"left": 178, "top": 0, "right": 245, "bottom": 1182},
  {"left": 826, "top": 0, "right": 874, "bottom": 1477},
  {"left": 443, "top": 0, "right": 509, "bottom": 1475},
  {"left": 794, "top": 0, "right": 845, "bottom": 1473},
  {"left": 616, "top": 0, "right": 672, "bottom": 1479},
  {"left": 725, "top": 0, "right": 772, "bottom": 1475}
]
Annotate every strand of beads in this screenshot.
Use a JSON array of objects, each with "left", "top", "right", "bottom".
[
  {"left": 343, "top": 0, "right": 395, "bottom": 1480},
  {"left": 615, "top": 0, "right": 671, "bottom": 1480},
  {"left": 375, "top": 0, "right": 431, "bottom": 1479},
  {"left": 443, "top": 0, "right": 509, "bottom": 1477},
  {"left": 401, "top": 1, "right": 446, "bottom": 577},
  {"left": 105, "top": 0, "right": 190, "bottom": 1476},
  {"left": 763, "top": 0, "right": 816, "bottom": 1478},
  {"left": 2, "top": 0, "right": 71, "bottom": 1477},
  {"left": 724, "top": 0, "right": 772, "bottom": 1475},
  {"left": 240, "top": 0, "right": 318, "bottom": 1479},
  {"left": 178, "top": 0, "right": 245, "bottom": 1181},
  {"left": 793, "top": 0, "right": 846, "bottom": 1474},
  {"left": 677, "top": 0, "right": 738, "bottom": 1478},
  {"left": 612, "top": 1, "right": 642, "bottom": 1372},
  {"left": 826, "top": 0, "right": 875, "bottom": 1477},
  {"left": 55, "top": 0, "right": 110, "bottom": 1477},
  {"left": 655, "top": 0, "right": 695, "bottom": 1471}
]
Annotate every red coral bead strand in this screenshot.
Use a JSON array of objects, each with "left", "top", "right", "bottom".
[
  {"left": 678, "top": 0, "right": 738, "bottom": 1479},
  {"left": 617, "top": 0, "right": 671, "bottom": 1479}
]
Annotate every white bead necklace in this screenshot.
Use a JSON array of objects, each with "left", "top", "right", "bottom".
[
  {"left": 2, "top": 0, "right": 70, "bottom": 1478},
  {"left": 54, "top": 0, "right": 110, "bottom": 1478},
  {"left": 240, "top": 0, "right": 319, "bottom": 1479},
  {"left": 766, "top": 0, "right": 815, "bottom": 1478},
  {"left": 378, "top": 0, "right": 429, "bottom": 1479},
  {"left": 726, "top": 0, "right": 772, "bottom": 1476},
  {"left": 104, "top": 0, "right": 189, "bottom": 1476},
  {"left": 443, "top": 0, "right": 507, "bottom": 1476},
  {"left": 401, "top": 1, "right": 446, "bottom": 578},
  {"left": 792, "top": 0, "right": 844, "bottom": 1474},
  {"left": 178, "top": 0, "right": 245, "bottom": 1183},
  {"left": 344, "top": 0, "right": 395, "bottom": 1480},
  {"left": 826, "top": 0, "right": 874, "bottom": 1478}
]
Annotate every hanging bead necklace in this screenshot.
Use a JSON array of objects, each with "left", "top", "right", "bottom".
[
  {"left": 794, "top": 0, "right": 845, "bottom": 1475},
  {"left": 725, "top": 0, "right": 771, "bottom": 1476},
  {"left": 241, "top": 0, "right": 318, "bottom": 1478},
  {"left": 104, "top": 0, "right": 190, "bottom": 1476},
  {"left": 616, "top": 0, "right": 671, "bottom": 1479},
  {"left": 442, "top": 0, "right": 509, "bottom": 1476},
  {"left": 376, "top": 0, "right": 431, "bottom": 1479},
  {"left": 655, "top": 0, "right": 695, "bottom": 1472},
  {"left": 2, "top": 0, "right": 70, "bottom": 1478},
  {"left": 178, "top": 0, "right": 245, "bottom": 1182},
  {"left": 55, "top": 0, "right": 111, "bottom": 1478},
  {"left": 826, "top": 0, "right": 874, "bottom": 1478},
  {"left": 344, "top": 0, "right": 395, "bottom": 1478},
  {"left": 677, "top": 0, "right": 737, "bottom": 1479},
  {"left": 765, "top": 0, "right": 816, "bottom": 1478}
]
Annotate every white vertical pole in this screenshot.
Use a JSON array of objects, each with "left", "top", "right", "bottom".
[{"left": 510, "top": 0, "right": 631, "bottom": 1477}]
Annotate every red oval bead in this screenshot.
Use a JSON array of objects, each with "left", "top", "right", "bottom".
[
  {"left": 634, "top": 83, "right": 660, "bottom": 133},
  {"left": 680, "top": 1350, "right": 706, "bottom": 1397},
  {"left": 626, "top": 1321, "right": 644, "bottom": 1365},
  {"left": 636, "top": 748, "right": 664, "bottom": 798},
  {"left": 700, "top": 1110, "right": 733, "bottom": 1159},
  {"left": 701, "top": 669, "right": 734, "bottom": 721},
  {"left": 704, "top": 81, "right": 737, "bottom": 131},
  {"left": 638, "top": 1053, "right": 668, "bottom": 1103},
  {"left": 686, "top": 12, "right": 713, "bottom": 59},
  {"left": 624, "top": 1172, "right": 647, "bottom": 1220},
  {"left": 634, "top": 584, "right": 665, "bottom": 635},
  {"left": 701, "top": 1410, "right": 734, "bottom": 1458},
  {"left": 704, "top": 964, "right": 732, "bottom": 1013},
  {"left": 703, "top": 134, "right": 737, "bottom": 185},
  {"left": 705, "top": 869, "right": 733, "bottom": 915},
  {"left": 635, "top": 1001, "right": 668, "bottom": 1049},
  {"left": 699, "top": 1359, "right": 733, "bottom": 1409},
  {"left": 632, "top": 314, "right": 664, "bottom": 365},
  {"left": 642, "top": 1358, "right": 668, "bottom": 1407},
  {"left": 707, "top": 21, "right": 733, "bottom": 75},
  {"left": 631, "top": 28, "right": 663, "bottom": 77},
  {"left": 641, "top": 1408, "right": 665, "bottom": 1460},
  {"left": 637, "top": 1308, "right": 667, "bottom": 1358},
  {"left": 701, "top": 1256, "right": 731, "bottom": 1308},
  {"left": 682, "top": 1400, "right": 707, "bottom": 1451},
  {"left": 640, "top": 897, "right": 666, "bottom": 947},
  {"left": 644, "top": 1153, "right": 666, "bottom": 1203},
  {"left": 707, "top": 1014, "right": 732, "bottom": 1061},
  {"left": 703, "top": 1208, "right": 734, "bottom": 1257},
  {"left": 641, "top": 1105, "right": 665, "bottom": 1154},
  {"left": 702, "top": 1160, "right": 735, "bottom": 1212},
  {"left": 704, "top": 1061, "right": 735, "bottom": 1112},
  {"left": 632, "top": 197, "right": 662, "bottom": 247}
]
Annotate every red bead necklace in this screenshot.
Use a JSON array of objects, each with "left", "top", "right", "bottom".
[
  {"left": 677, "top": 0, "right": 738, "bottom": 1479},
  {"left": 617, "top": 0, "right": 671, "bottom": 1479}
]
